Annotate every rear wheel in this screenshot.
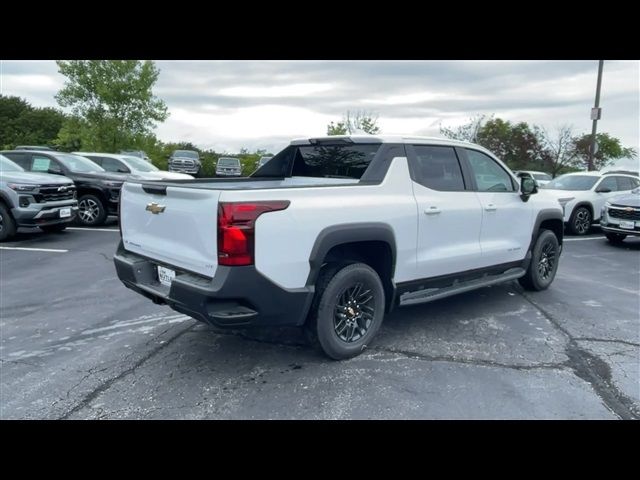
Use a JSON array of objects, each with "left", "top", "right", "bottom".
[
  {"left": 605, "top": 233, "right": 627, "bottom": 244},
  {"left": 306, "top": 262, "right": 385, "bottom": 360},
  {"left": 40, "top": 224, "right": 67, "bottom": 233},
  {"left": 77, "top": 194, "right": 107, "bottom": 226},
  {"left": 569, "top": 206, "right": 592, "bottom": 235},
  {"left": 0, "top": 203, "right": 17, "bottom": 242},
  {"left": 519, "top": 229, "right": 560, "bottom": 291}
]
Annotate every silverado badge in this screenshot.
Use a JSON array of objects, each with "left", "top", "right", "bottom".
[{"left": 146, "top": 202, "right": 166, "bottom": 214}]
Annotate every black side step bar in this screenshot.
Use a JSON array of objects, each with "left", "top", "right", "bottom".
[{"left": 399, "top": 268, "right": 526, "bottom": 306}]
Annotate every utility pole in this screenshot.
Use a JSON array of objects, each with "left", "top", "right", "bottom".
[{"left": 588, "top": 60, "right": 604, "bottom": 171}]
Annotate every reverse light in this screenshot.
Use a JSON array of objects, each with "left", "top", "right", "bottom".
[{"left": 217, "top": 201, "right": 290, "bottom": 266}]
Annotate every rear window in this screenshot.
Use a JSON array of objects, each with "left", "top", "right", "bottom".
[{"left": 291, "top": 144, "right": 380, "bottom": 179}]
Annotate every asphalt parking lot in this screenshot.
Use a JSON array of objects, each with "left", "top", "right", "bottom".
[{"left": 1, "top": 221, "right": 639, "bottom": 419}]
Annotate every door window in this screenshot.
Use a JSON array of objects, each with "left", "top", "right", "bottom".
[
  {"left": 412, "top": 146, "right": 465, "bottom": 191},
  {"left": 465, "top": 149, "right": 516, "bottom": 192}
]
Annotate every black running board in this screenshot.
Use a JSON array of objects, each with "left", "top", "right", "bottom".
[{"left": 399, "top": 267, "right": 526, "bottom": 306}]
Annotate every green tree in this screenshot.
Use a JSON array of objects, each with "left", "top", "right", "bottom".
[
  {"left": 0, "top": 95, "right": 66, "bottom": 149},
  {"left": 327, "top": 110, "right": 380, "bottom": 135},
  {"left": 572, "top": 132, "right": 637, "bottom": 171},
  {"left": 55, "top": 60, "right": 169, "bottom": 152}
]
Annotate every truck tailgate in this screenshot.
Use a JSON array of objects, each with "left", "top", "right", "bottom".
[{"left": 120, "top": 182, "right": 220, "bottom": 278}]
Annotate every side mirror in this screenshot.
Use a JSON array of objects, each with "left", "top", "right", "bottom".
[
  {"left": 117, "top": 168, "right": 130, "bottom": 173},
  {"left": 520, "top": 177, "right": 537, "bottom": 201},
  {"left": 596, "top": 187, "right": 611, "bottom": 193}
]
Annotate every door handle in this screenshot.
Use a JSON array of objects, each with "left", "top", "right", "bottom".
[
  {"left": 484, "top": 204, "right": 497, "bottom": 212},
  {"left": 424, "top": 206, "right": 441, "bottom": 215}
]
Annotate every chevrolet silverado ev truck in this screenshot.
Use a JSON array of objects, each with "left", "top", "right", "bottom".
[{"left": 115, "top": 136, "right": 564, "bottom": 359}]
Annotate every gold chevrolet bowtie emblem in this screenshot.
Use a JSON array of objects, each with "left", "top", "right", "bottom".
[{"left": 146, "top": 202, "right": 166, "bottom": 214}]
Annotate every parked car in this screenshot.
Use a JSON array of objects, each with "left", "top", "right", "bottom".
[
  {"left": 115, "top": 135, "right": 563, "bottom": 360},
  {"left": 600, "top": 186, "right": 640, "bottom": 244},
  {"left": 75, "top": 152, "right": 193, "bottom": 180},
  {"left": 14, "top": 145, "right": 56, "bottom": 151},
  {"left": 514, "top": 170, "right": 552, "bottom": 186},
  {"left": 119, "top": 150, "right": 152, "bottom": 162},
  {"left": 0, "top": 154, "right": 78, "bottom": 241},
  {"left": 541, "top": 171, "right": 640, "bottom": 235},
  {"left": 168, "top": 150, "right": 202, "bottom": 177},
  {"left": 216, "top": 157, "right": 242, "bottom": 177},
  {"left": 1, "top": 150, "right": 127, "bottom": 227}
]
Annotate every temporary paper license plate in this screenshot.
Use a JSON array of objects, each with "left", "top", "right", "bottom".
[
  {"left": 157, "top": 266, "right": 175, "bottom": 286},
  {"left": 59, "top": 208, "right": 71, "bottom": 218}
]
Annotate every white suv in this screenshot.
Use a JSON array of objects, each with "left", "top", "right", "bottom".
[{"left": 542, "top": 171, "right": 640, "bottom": 235}]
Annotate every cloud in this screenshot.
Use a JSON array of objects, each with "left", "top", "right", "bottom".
[{"left": 2, "top": 60, "right": 638, "bottom": 153}]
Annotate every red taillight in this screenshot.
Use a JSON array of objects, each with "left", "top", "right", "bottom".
[{"left": 217, "top": 201, "right": 290, "bottom": 266}]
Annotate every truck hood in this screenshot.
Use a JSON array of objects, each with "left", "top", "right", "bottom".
[
  {"left": 609, "top": 192, "right": 640, "bottom": 208},
  {"left": 0, "top": 171, "right": 74, "bottom": 185},
  {"left": 72, "top": 171, "right": 129, "bottom": 182},
  {"left": 538, "top": 188, "right": 587, "bottom": 200}
]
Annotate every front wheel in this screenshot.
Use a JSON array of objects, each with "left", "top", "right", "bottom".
[
  {"left": 77, "top": 194, "right": 107, "bottom": 226},
  {"left": 519, "top": 229, "right": 560, "bottom": 291},
  {"left": 569, "top": 206, "right": 592, "bottom": 235},
  {"left": 0, "top": 203, "right": 17, "bottom": 242},
  {"left": 605, "top": 233, "right": 627, "bottom": 244},
  {"left": 306, "top": 262, "right": 385, "bottom": 360}
]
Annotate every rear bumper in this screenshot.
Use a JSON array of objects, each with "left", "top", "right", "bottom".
[{"left": 114, "top": 242, "right": 314, "bottom": 328}]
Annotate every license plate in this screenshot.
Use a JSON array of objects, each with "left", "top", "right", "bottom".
[
  {"left": 59, "top": 208, "right": 71, "bottom": 218},
  {"left": 619, "top": 220, "right": 635, "bottom": 229},
  {"left": 157, "top": 266, "right": 175, "bottom": 287}
]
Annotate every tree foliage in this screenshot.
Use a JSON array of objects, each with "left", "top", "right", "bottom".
[
  {"left": 572, "top": 132, "right": 637, "bottom": 171},
  {"left": 0, "top": 95, "right": 66, "bottom": 149},
  {"left": 55, "top": 60, "right": 168, "bottom": 152},
  {"left": 327, "top": 110, "right": 380, "bottom": 135},
  {"left": 440, "top": 114, "right": 492, "bottom": 143}
]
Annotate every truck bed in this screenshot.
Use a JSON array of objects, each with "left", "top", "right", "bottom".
[{"left": 134, "top": 176, "right": 359, "bottom": 190}]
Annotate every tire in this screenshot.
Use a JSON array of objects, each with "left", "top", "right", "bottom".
[
  {"left": 77, "top": 194, "right": 107, "bottom": 226},
  {"left": 569, "top": 206, "right": 592, "bottom": 235},
  {"left": 519, "top": 229, "right": 560, "bottom": 291},
  {"left": 40, "top": 224, "right": 67, "bottom": 233},
  {"left": 0, "top": 202, "right": 17, "bottom": 242},
  {"left": 306, "top": 262, "right": 385, "bottom": 360},
  {"left": 605, "top": 233, "right": 627, "bottom": 244}
]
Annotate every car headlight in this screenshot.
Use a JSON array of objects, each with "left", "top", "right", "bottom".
[
  {"left": 102, "top": 181, "right": 123, "bottom": 188},
  {"left": 8, "top": 183, "right": 39, "bottom": 192}
]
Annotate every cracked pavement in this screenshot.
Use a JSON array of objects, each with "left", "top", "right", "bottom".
[{"left": 1, "top": 221, "right": 638, "bottom": 419}]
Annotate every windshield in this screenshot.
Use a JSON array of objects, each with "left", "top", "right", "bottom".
[
  {"left": 55, "top": 153, "right": 105, "bottom": 173},
  {"left": 0, "top": 155, "right": 24, "bottom": 172},
  {"left": 218, "top": 158, "right": 240, "bottom": 166},
  {"left": 123, "top": 155, "right": 159, "bottom": 172},
  {"left": 544, "top": 174, "right": 599, "bottom": 191},
  {"left": 174, "top": 150, "right": 199, "bottom": 159},
  {"left": 533, "top": 173, "right": 552, "bottom": 181}
]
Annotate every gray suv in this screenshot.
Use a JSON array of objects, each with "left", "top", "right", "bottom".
[
  {"left": 0, "top": 154, "right": 78, "bottom": 241},
  {"left": 216, "top": 157, "right": 242, "bottom": 177},
  {"left": 168, "top": 150, "right": 202, "bottom": 177}
]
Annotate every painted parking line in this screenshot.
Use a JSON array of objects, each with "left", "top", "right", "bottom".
[
  {"left": 66, "top": 227, "right": 119, "bottom": 232},
  {"left": 564, "top": 236, "right": 605, "bottom": 242},
  {"left": 0, "top": 246, "right": 68, "bottom": 253}
]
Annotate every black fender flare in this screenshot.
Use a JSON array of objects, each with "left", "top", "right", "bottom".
[
  {"left": 306, "top": 222, "right": 397, "bottom": 287},
  {"left": 0, "top": 191, "right": 15, "bottom": 209},
  {"left": 527, "top": 208, "right": 564, "bottom": 257}
]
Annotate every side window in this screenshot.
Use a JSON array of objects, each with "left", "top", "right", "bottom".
[
  {"left": 84, "top": 156, "right": 103, "bottom": 167},
  {"left": 597, "top": 176, "right": 617, "bottom": 192},
  {"left": 616, "top": 176, "right": 634, "bottom": 191},
  {"left": 412, "top": 146, "right": 465, "bottom": 191},
  {"left": 101, "top": 157, "right": 127, "bottom": 173},
  {"left": 32, "top": 155, "right": 54, "bottom": 172},
  {"left": 3, "top": 152, "right": 31, "bottom": 169},
  {"left": 465, "top": 149, "right": 516, "bottom": 192}
]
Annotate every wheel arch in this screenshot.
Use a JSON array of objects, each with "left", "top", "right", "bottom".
[{"left": 529, "top": 209, "right": 564, "bottom": 253}]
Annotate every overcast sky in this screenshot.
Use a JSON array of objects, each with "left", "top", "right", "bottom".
[{"left": 1, "top": 60, "right": 638, "bottom": 155}]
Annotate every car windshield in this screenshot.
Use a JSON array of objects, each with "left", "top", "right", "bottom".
[
  {"left": 544, "top": 175, "right": 599, "bottom": 191},
  {"left": 174, "top": 150, "right": 199, "bottom": 159},
  {"left": 218, "top": 158, "right": 240, "bottom": 166},
  {"left": 533, "top": 173, "right": 552, "bottom": 181},
  {"left": 123, "top": 156, "right": 159, "bottom": 172},
  {"left": 55, "top": 153, "right": 105, "bottom": 173},
  {"left": 0, "top": 155, "right": 25, "bottom": 172}
]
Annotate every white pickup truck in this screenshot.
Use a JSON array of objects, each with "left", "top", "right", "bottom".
[{"left": 115, "top": 135, "right": 564, "bottom": 359}]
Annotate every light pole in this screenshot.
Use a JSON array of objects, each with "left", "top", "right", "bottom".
[{"left": 588, "top": 60, "right": 604, "bottom": 171}]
